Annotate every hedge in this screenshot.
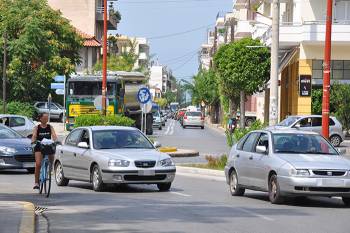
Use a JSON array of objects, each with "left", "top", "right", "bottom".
[
  {"left": 74, "top": 114, "right": 135, "bottom": 128},
  {"left": 0, "top": 101, "right": 36, "bottom": 119}
]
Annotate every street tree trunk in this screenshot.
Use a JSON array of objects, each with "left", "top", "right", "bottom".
[{"left": 240, "top": 91, "right": 245, "bottom": 129}]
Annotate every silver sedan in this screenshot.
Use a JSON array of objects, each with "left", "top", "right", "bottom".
[
  {"left": 225, "top": 129, "right": 350, "bottom": 205},
  {"left": 54, "top": 126, "right": 176, "bottom": 192}
]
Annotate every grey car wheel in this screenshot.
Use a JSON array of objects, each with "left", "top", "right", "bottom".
[
  {"left": 55, "top": 162, "right": 69, "bottom": 186},
  {"left": 157, "top": 182, "right": 171, "bottom": 191},
  {"left": 92, "top": 165, "right": 105, "bottom": 192},
  {"left": 342, "top": 197, "right": 350, "bottom": 206},
  {"left": 330, "top": 135, "right": 342, "bottom": 147},
  {"left": 229, "top": 170, "right": 245, "bottom": 196},
  {"left": 268, "top": 174, "right": 284, "bottom": 204}
]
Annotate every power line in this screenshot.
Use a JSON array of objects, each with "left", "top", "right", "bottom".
[
  {"left": 172, "top": 52, "right": 198, "bottom": 71},
  {"left": 148, "top": 24, "right": 213, "bottom": 40}
]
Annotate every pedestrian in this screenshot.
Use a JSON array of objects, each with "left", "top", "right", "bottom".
[{"left": 228, "top": 111, "right": 237, "bottom": 134}]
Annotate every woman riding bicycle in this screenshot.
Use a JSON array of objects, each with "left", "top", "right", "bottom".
[{"left": 31, "top": 113, "right": 58, "bottom": 190}]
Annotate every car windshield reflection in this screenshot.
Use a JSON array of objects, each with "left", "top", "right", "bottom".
[
  {"left": 273, "top": 133, "right": 338, "bottom": 155},
  {"left": 93, "top": 130, "right": 154, "bottom": 150},
  {"left": 277, "top": 117, "right": 300, "bottom": 127},
  {"left": 0, "top": 125, "right": 22, "bottom": 139}
]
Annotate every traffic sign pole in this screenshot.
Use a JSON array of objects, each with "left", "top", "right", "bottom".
[{"left": 141, "top": 104, "right": 144, "bottom": 133}]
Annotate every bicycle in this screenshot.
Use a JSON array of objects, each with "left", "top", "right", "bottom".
[{"left": 34, "top": 140, "right": 59, "bottom": 198}]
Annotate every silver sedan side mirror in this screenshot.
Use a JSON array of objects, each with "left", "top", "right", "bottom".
[
  {"left": 77, "top": 142, "right": 89, "bottom": 149},
  {"left": 256, "top": 145, "right": 267, "bottom": 154},
  {"left": 154, "top": 141, "right": 162, "bottom": 148}
]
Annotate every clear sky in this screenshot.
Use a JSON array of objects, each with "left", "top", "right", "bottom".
[{"left": 111, "top": 0, "right": 233, "bottom": 81}]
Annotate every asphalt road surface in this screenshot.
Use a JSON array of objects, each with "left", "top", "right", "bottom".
[
  {"left": 1, "top": 170, "right": 350, "bottom": 233},
  {"left": 153, "top": 119, "right": 229, "bottom": 163}
]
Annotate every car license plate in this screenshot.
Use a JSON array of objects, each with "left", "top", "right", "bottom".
[
  {"left": 321, "top": 179, "right": 345, "bottom": 187},
  {"left": 138, "top": 170, "right": 155, "bottom": 176},
  {"left": 23, "top": 162, "right": 35, "bottom": 168}
]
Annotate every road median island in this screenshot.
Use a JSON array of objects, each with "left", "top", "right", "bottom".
[
  {"left": 166, "top": 149, "right": 199, "bottom": 157},
  {"left": 0, "top": 201, "right": 36, "bottom": 233},
  {"left": 176, "top": 166, "right": 225, "bottom": 178}
]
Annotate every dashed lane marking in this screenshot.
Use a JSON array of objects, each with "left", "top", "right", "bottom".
[{"left": 170, "top": 191, "right": 192, "bottom": 197}]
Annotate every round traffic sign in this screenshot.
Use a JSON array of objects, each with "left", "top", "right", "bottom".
[{"left": 137, "top": 87, "right": 151, "bottom": 104}]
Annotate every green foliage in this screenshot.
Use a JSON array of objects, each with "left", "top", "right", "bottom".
[
  {"left": 311, "top": 84, "right": 350, "bottom": 130},
  {"left": 6, "top": 102, "right": 36, "bottom": 118},
  {"left": 74, "top": 115, "right": 135, "bottom": 128},
  {"left": 0, "top": 0, "right": 83, "bottom": 102},
  {"left": 311, "top": 88, "right": 323, "bottom": 115},
  {"left": 214, "top": 38, "right": 270, "bottom": 99},
  {"left": 225, "top": 120, "right": 265, "bottom": 147},
  {"left": 164, "top": 91, "right": 176, "bottom": 104},
  {"left": 155, "top": 98, "right": 167, "bottom": 108},
  {"left": 192, "top": 69, "right": 219, "bottom": 105}
]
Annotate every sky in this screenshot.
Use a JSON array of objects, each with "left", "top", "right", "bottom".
[{"left": 111, "top": 0, "right": 233, "bottom": 81}]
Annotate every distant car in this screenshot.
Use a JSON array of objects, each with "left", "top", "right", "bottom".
[
  {"left": 225, "top": 129, "right": 350, "bottom": 205},
  {"left": 182, "top": 111, "right": 204, "bottom": 129},
  {"left": 177, "top": 109, "right": 186, "bottom": 121},
  {"left": 160, "top": 111, "right": 166, "bottom": 126},
  {"left": 274, "top": 115, "right": 344, "bottom": 147},
  {"left": 34, "top": 102, "right": 64, "bottom": 122},
  {"left": 0, "top": 124, "right": 35, "bottom": 173},
  {"left": 0, "top": 114, "right": 35, "bottom": 138},
  {"left": 54, "top": 126, "right": 176, "bottom": 192},
  {"left": 152, "top": 111, "right": 162, "bottom": 130}
]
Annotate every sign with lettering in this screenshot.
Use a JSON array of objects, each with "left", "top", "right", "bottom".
[{"left": 299, "top": 75, "right": 312, "bottom": 97}]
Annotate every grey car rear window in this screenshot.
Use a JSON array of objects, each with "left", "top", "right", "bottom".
[{"left": 186, "top": 112, "right": 202, "bottom": 117}]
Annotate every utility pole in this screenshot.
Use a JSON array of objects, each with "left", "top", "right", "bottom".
[
  {"left": 2, "top": 33, "right": 7, "bottom": 114},
  {"left": 269, "top": 0, "right": 280, "bottom": 126},
  {"left": 322, "top": 0, "right": 333, "bottom": 139},
  {"left": 230, "top": 18, "right": 235, "bottom": 43},
  {"left": 102, "top": 0, "right": 108, "bottom": 116}
]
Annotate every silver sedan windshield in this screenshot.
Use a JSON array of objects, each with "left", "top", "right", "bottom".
[
  {"left": 0, "top": 125, "right": 22, "bottom": 139},
  {"left": 93, "top": 130, "right": 154, "bottom": 149},
  {"left": 277, "top": 116, "right": 299, "bottom": 127},
  {"left": 273, "top": 133, "right": 338, "bottom": 155}
]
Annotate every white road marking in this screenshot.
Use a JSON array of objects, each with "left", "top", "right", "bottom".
[
  {"left": 164, "top": 122, "right": 171, "bottom": 135},
  {"left": 170, "top": 191, "right": 192, "bottom": 197},
  {"left": 237, "top": 207, "right": 274, "bottom": 221},
  {"left": 169, "top": 120, "right": 175, "bottom": 135}
]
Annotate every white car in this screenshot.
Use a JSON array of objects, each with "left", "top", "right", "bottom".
[
  {"left": 54, "top": 126, "right": 176, "bottom": 192},
  {"left": 182, "top": 111, "right": 204, "bottom": 129},
  {"left": 0, "top": 114, "right": 35, "bottom": 138}
]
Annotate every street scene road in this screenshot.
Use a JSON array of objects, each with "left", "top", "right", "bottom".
[{"left": 1, "top": 166, "right": 350, "bottom": 233}]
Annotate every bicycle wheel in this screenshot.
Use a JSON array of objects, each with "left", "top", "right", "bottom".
[
  {"left": 39, "top": 160, "right": 48, "bottom": 195},
  {"left": 46, "top": 162, "right": 52, "bottom": 198}
]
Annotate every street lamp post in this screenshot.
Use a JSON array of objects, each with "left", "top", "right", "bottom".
[
  {"left": 269, "top": 0, "right": 280, "bottom": 126},
  {"left": 102, "top": 0, "right": 108, "bottom": 116},
  {"left": 2, "top": 32, "right": 7, "bottom": 114},
  {"left": 322, "top": 0, "right": 333, "bottom": 139}
]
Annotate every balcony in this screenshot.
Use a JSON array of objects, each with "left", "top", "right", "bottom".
[
  {"left": 96, "top": 7, "right": 120, "bottom": 30},
  {"left": 257, "top": 21, "right": 350, "bottom": 47},
  {"left": 139, "top": 52, "right": 148, "bottom": 61},
  {"left": 234, "top": 20, "right": 253, "bottom": 39}
]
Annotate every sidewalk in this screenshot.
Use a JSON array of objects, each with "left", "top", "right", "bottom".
[
  {"left": 0, "top": 201, "right": 36, "bottom": 233},
  {"left": 204, "top": 118, "right": 226, "bottom": 135}
]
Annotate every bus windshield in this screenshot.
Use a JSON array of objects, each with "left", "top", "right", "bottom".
[{"left": 68, "top": 82, "right": 116, "bottom": 96}]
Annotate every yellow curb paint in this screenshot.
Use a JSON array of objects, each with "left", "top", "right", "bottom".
[
  {"left": 18, "top": 202, "right": 35, "bottom": 233},
  {"left": 159, "top": 147, "right": 177, "bottom": 153}
]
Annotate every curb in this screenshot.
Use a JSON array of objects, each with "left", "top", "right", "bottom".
[
  {"left": 176, "top": 166, "right": 225, "bottom": 177},
  {"left": 18, "top": 202, "right": 36, "bottom": 233},
  {"left": 167, "top": 149, "right": 199, "bottom": 158},
  {"left": 204, "top": 121, "right": 226, "bottom": 135}
]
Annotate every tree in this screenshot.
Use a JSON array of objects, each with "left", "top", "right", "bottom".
[
  {"left": 192, "top": 69, "right": 219, "bottom": 106},
  {"left": 0, "top": 0, "right": 83, "bottom": 102},
  {"left": 214, "top": 38, "right": 270, "bottom": 128},
  {"left": 155, "top": 98, "right": 167, "bottom": 108},
  {"left": 164, "top": 91, "right": 176, "bottom": 104}
]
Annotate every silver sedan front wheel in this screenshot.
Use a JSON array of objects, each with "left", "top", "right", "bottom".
[
  {"left": 92, "top": 165, "right": 105, "bottom": 192},
  {"left": 55, "top": 162, "right": 69, "bottom": 186}
]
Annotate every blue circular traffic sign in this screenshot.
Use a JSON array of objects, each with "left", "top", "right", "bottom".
[{"left": 137, "top": 87, "right": 151, "bottom": 104}]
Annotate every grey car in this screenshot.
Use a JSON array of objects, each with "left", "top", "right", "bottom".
[
  {"left": 182, "top": 111, "right": 204, "bottom": 129},
  {"left": 54, "top": 126, "right": 176, "bottom": 192},
  {"left": 34, "top": 102, "right": 64, "bottom": 121},
  {"left": 225, "top": 129, "right": 350, "bottom": 205},
  {"left": 0, "top": 114, "right": 35, "bottom": 138},
  {"left": 0, "top": 124, "right": 35, "bottom": 173},
  {"left": 275, "top": 115, "right": 344, "bottom": 147},
  {"left": 152, "top": 111, "right": 162, "bottom": 130}
]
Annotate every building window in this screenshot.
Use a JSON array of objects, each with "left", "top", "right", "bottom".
[
  {"left": 312, "top": 60, "right": 350, "bottom": 80},
  {"left": 334, "top": 0, "right": 350, "bottom": 21}
]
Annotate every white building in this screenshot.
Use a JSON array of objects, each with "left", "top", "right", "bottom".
[{"left": 149, "top": 65, "right": 172, "bottom": 99}]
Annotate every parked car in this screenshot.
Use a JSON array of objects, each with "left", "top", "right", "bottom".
[
  {"left": 152, "top": 111, "right": 162, "bottom": 130},
  {"left": 182, "top": 111, "right": 204, "bottom": 129},
  {"left": 0, "top": 124, "right": 35, "bottom": 173},
  {"left": 34, "top": 101, "right": 64, "bottom": 122},
  {"left": 225, "top": 129, "right": 350, "bottom": 205},
  {"left": 0, "top": 114, "right": 35, "bottom": 138},
  {"left": 274, "top": 115, "right": 344, "bottom": 147},
  {"left": 160, "top": 111, "right": 166, "bottom": 126},
  {"left": 54, "top": 126, "right": 176, "bottom": 192}
]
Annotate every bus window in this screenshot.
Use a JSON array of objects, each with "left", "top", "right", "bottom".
[{"left": 69, "top": 82, "right": 116, "bottom": 96}]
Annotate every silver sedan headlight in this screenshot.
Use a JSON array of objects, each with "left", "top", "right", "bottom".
[
  {"left": 108, "top": 159, "right": 130, "bottom": 167},
  {"left": 0, "top": 146, "right": 17, "bottom": 156},
  {"left": 290, "top": 169, "right": 310, "bottom": 177},
  {"left": 158, "top": 158, "right": 174, "bottom": 167}
]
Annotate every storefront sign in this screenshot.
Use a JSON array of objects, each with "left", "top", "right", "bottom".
[{"left": 299, "top": 75, "right": 312, "bottom": 97}]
